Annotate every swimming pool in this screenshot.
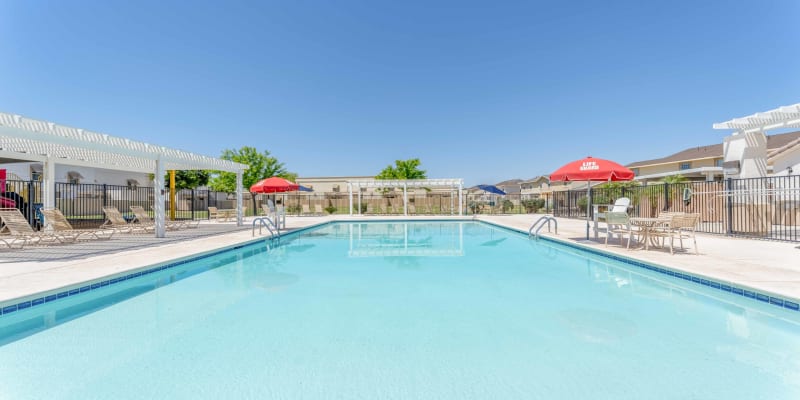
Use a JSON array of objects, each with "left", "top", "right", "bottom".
[{"left": 1, "top": 221, "right": 799, "bottom": 399}]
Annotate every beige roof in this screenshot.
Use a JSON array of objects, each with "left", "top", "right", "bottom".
[
  {"left": 767, "top": 136, "right": 800, "bottom": 162},
  {"left": 627, "top": 130, "right": 800, "bottom": 168}
]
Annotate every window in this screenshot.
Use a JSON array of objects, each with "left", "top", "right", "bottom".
[
  {"left": 632, "top": 168, "right": 639, "bottom": 176},
  {"left": 332, "top": 185, "right": 340, "bottom": 193},
  {"left": 715, "top": 159, "right": 723, "bottom": 167},
  {"left": 680, "top": 162, "right": 691, "bottom": 170}
]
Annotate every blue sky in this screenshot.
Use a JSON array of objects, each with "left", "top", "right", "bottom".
[{"left": 1, "top": 0, "right": 798, "bottom": 186}]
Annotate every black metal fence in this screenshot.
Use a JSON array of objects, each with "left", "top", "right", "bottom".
[
  {"left": 2, "top": 176, "right": 798, "bottom": 241},
  {"left": 547, "top": 176, "right": 800, "bottom": 242}
]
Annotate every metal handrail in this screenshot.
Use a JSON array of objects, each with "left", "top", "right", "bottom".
[
  {"left": 252, "top": 216, "right": 280, "bottom": 239},
  {"left": 529, "top": 215, "right": 558, "bottom": 238}
]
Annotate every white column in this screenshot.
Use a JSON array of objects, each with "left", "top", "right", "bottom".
[
  {"left": 403, "top": 182, "right": 408, "bottom": 216},
  {"left": 348, "top": 183, "right": 353, "bottom": 215},
  {"left": 458, "top": 183, "right": 463, "bottom": 216},
  {"left": 235, "top": 172, "right": 243, "bottom": 226},
  {"left": 42, "top": 157, "right": 56, "bottom": 209},
  {"left": 153, "top": 157, "right": 166, "bottom": 238},
  {"left": 357, "top": 187, "right": 362, "bottom": 216}
]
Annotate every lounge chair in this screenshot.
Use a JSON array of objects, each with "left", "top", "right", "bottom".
[
  {"left": 0, "top": 208, "right": 66, "bottom": 247},
  {"left": 208, "top": 206, "right": 220, "bottom": 221},
  {"left": 130, "top": 206, "right": 183, "bottom": 230},
  {"left": 40, "top": 208, "right": 115, "bottom": 241},
  {"left": 102, "top": 207, "right": 153, "bottom": 233},
  {"left": 301, "top": 204, "right": 312, "bottom": 216},
  {"left": 314, "top": 204, "right": 324, "bottom": 215}
]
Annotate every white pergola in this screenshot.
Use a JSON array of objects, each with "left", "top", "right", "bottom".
[
  {"left": 713, "top": 103, "right": 800, "bottom": 134},
  {"left": 0, "top": 112, "right": 248, "bottom": 238},
  {"left": 347, "top": 179, "right": 464, "bottom": 216}
]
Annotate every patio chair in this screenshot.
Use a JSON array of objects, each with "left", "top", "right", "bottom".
[
  {"left": 0, "top": 208, "right": 66, "bottom": 247},
  {"left": 208, "top": 206, "right": 220, "bottom": 221},
  {"left": 40, "top": 208, "right": 115, "bottom": 241},
  {"left": 130, "top": 206, "right": 183, "bottom": 230},
  {"left": 604, "top": 211, "right": 635, "bottom": 249},
  {"left": 650, "top": 213, "right": 700, "bottom": 255},
  {"left": 301, "top": 204, "right": 312, "bottom": 216},
  {"left": 102, "top": 207, "right": 152, "bottom": 234},
  {"left": 314, "top": 204, "right": 324, "bottom": 215}
]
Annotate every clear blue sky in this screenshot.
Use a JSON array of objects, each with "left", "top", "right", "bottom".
[{"left": 1, "top": 0, "right": 798, "bottom": 186}]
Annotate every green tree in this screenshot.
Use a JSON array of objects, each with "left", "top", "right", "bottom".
[
  {"left": 148, "top": 170, "right": 210, "bottom": 189},
  {"left": 209, "top": 146, "right": 295, "bottom": 193},
  {"left": 376, "top": 158, "right": 427, "bottom": 180},
  {"left": 171, "top": 170, "right": 210, "bottom": 189}
]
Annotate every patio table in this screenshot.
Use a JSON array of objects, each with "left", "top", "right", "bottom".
[{"left": 629, "top": 217, "right": 671, "bottom": 250}]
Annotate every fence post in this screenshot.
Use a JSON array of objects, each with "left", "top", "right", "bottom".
[
  {"left": 663, "top": 182, "right": 670, "bottom": 211},
  {"left": 102, "top": 184, "right": 108, "bottom": 207},
  {"left": 191, "top": 189, "right": 195, "bottom": 220},
  {"left": 726, "top": 178, "right": 733, "bottom": 235},
  {"left": 26, "top": 180, "right": 35, "bottom": 225}
]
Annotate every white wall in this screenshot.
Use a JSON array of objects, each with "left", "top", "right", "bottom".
[
  {"left": 1, "top": 162, "right": 151, "bottom": 186},
  {"left": 772, "top": 145, "right": 800, "bottom": 177},
  {"left": 723, "top": 132, "right": 768, "bottom": 178}
]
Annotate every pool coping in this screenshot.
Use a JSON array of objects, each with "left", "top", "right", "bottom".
[{"left": 1, "top": 218, "right": 798, "bottom": 316}]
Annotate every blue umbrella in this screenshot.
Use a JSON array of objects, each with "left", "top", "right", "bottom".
[
  {"left": 476, "top": 184, "right": 506, "bottom": 195},
  {"left": 298, "top": 185, "right": 314, "bottom": 192}
]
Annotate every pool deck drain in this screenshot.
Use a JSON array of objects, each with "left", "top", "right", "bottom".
[{"left": 1, "top": 214, "right": 798, "bottom": 307}]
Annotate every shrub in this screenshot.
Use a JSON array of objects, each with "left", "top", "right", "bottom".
[
  {"left": 521, "top": 199, "right": 545, "bottom": 213},
  {"left": 501, "top": 199, "right": 514, "bottom": 212},
  {"left": 324, "top": 205, "right": 337, "bottom": 214}
]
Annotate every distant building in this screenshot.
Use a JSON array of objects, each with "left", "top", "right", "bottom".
[{"left": 626, "top": 130, "right": 800, "bottom": 182}]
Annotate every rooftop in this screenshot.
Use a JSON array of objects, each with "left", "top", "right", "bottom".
[{"left": 627, "top": 130, "right": 800, "bottom": 168}]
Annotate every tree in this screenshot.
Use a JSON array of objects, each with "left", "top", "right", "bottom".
[
  {"left": 148, "top": 170, "right": 210, "bottom": 189},
  {"left": 170, "top": 170, "right": 210, "bottom": 189},
  {"left": 376, "top": 158, "right": 427, "bottom": 180},
  {"left": 209, "top": 146, "right": 295, "bottom": 193}
]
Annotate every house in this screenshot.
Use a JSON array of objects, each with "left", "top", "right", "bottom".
[
  {"left": 768, "top": 136, "right": 800, "bottom": 177},
  {"left": 626, "top": 130, "right": 800, "bottom": 182},
  {"left": 520, "top": 176, "right": 550, "bottom": 199},
  {"left": 1, "top": 162, "right": 150, "bottom": 187}
]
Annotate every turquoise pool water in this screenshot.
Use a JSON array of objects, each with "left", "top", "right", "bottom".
[{"left": 1, "top": 221, "right": 799, "bottom": 399}]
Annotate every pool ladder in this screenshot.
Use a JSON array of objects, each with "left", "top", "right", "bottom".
[
  {"left": 529, "top": 215, "right": 557, "bottom": 238},
  {"left": 252, "top": 216, "right": 281, "bottom": 240}
]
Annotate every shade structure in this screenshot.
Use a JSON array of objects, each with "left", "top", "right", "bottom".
[
  {"left": 549, "top": 156, "right": 634, "bottom": 240},
  {"left": 250, "top": 177, "right": 300, "bottom": 193},
  {"left": 476, "top": 184, "right": 506, "bottom": 195}
]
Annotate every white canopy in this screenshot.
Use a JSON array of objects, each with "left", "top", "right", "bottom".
[
  {"left": 347, "top": 178, "right": 464, "bottom": 216},
  {"left": 0, "top": 111, "right": 247, "bottom": 237},
  {"left": 713, "top": 103, "right": 800, "bottom": 134}
]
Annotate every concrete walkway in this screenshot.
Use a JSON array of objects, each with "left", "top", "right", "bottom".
[{"left": 1, "top": 214, "right": 798, "bottom": 307}]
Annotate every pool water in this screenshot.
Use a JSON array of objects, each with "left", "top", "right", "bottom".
[{"left": 1, "top": 221, "right": 799, "bottom": 399}]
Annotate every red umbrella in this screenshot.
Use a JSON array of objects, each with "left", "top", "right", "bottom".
[
  {"left": 250, "top": 177, "right": 300, "bottom": 193},
  {"left": 549, "top": 156, "right": 634, "bottom": 239}
]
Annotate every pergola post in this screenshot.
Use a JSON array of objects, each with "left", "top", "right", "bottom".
[
  {"left": 348, "top": 183, "right": 353, "bottom": 215},
  {"left": 153, "top": 157, "right": 166, "bottom": 238},
  {"left": 458, "top": 183, "right": 463, "bottom": 216},
  {"left": 403, "top": 182, "right": 408, "bottom": 216},
  {"left": 235, "top": 171, "right": 243, "bottom": 226},
  {"left": 357, "top": 186, "right": 362, "bottom": 216},
  {"left": 42, "top": 157, "right": 56, "bottom": 209}
]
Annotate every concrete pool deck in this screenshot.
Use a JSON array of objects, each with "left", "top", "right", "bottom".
[{"left": 1, "top": 214, "right": 799, "bottom": 307}]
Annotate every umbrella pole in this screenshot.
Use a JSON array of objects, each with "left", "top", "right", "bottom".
[{"left": 586, "top": 181, "right": 590, "bottom": 240}]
